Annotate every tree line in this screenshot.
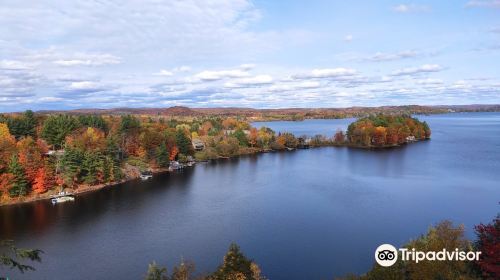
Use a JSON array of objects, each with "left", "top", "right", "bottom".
[
  {"left": 0, "top": 111, "right": 301, "bottom": 201},
  {"left": 0, "top": 111, "right": 432, "bottom": 202}
]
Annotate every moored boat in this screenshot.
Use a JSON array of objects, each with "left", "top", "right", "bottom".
[
  {"left": 51, "top": 196, "right": 75, "bottom": 204},
  {"left": 140, "top": 171, "right": 153, "bottom": 180},
  {"left": 51, "top": 191, "right": 75, "bottom": 204}
]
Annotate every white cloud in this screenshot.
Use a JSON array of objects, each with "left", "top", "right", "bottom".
[
  {"left": 195, "top": 69, "right": 250, "bottom": 81},
  {"left": 392, "top": 4, "right": 431, "bottom": 13},
  {"left": 53, "top": 54, "right": 121, "bottom": 66},
  {"left": 466, "top": 0, "right": 500, "bottom": 8},
  {"left": 155, "top": 70, "right": 174, "bottom": 77},
  {"left": 365, "top": 50, "right": 419, "bottom": 62},
  {"left": 268, "top": 81, "right": 321, "bottom": 92},
  {"left": 224, "top": 75, "right": 273, "bottom": 87},
  {"left": 0, "top": 1, "right": 497, "bottom": 110},
  {"left": 392, "top": 64, "right": 443, "bottom": 76},
  {"left": 293, "top": 68, "right": 357, "bottom": 79},
  {"left": 0, "top": 60, "right": 32, "bottom": 70},
  {"left": 39, "top": 96, "right": 64, "bottom": 102},
  {"left": 68, "top": 81, "right": 101, "bottom": 90},
  {"left": 173, "top": 66, "right": 191, "bottom": 72},
  {"left": 417, "top": 78, "right": 443, "bottom": 85}
]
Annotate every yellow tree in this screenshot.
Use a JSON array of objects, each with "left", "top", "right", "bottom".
[
  {"left": 0, "top": 123, "right": 17, "bottom": 172},
  {"left": 17, "top": 137, "right": 44, "bottom": 184}
]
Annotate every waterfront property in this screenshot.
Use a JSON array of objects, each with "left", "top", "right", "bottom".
[{"left": 192, "top": 139, "right": 205, "bottom": 151}]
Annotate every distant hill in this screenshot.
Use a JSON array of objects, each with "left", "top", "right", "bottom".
[{"left": 23, "top": 104, "right": 500, "bottom": 121}]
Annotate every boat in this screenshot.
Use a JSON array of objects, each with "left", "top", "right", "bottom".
[
  {"left": 51, "top": 191, "right": 75, "bottom": 204},
  {"left": 140, "top": 171, "right": 153, "bottom": 180},
  {"left": 169, "top": 161, "right": 184, "bottom": 170},
  {"left": 51, "top": 196, "right": 75, "bottom": 204}
]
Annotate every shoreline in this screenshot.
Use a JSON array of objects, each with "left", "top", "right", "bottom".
[
  {"left": 0, "top": 149, "right": 267, "bottom": 207},
  {"left": 0, "top": 139, "right": 429, "bottom": 207},
  {"left": 0, "top": 167, "right": 172, "bottom": 207}
]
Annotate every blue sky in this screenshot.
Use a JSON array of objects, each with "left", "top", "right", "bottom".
[{"left": 0, "top": 0, "right": 499, "bottom": 112}]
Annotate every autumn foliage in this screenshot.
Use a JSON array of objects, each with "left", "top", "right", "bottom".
[
  {"left": 474, "top": 215, "right": 500, "bottom": 279},
  {"left": 1, "top": 111, "right": 432, "bottom": 203},
  {"left": 346, "top": 115, "right": 431, "bottom": 147}
]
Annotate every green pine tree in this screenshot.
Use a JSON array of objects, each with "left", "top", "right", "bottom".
[
  {"left": 175, "top": 129, "right": 192, "bottom": 155},
  {"left": 82, "top": 152, "right": 104, "bottom": 185},
  {"left": 5, "top": 110, "right": 37, "bottom": 139},
  {"left": 8, "top": 155, "right": 29, "bottom": 197},
  {"left": 156, "top": 143, "right": 170, "bottom": 168},
  {"left": 41, "top": 115, "right": 77, "bottom": 149},
  {"left": 61, "top": 148, "right": 84, "bottom": 186}
]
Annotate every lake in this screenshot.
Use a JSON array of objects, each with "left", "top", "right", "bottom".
[{"left": 1, "top": 113, "right": 499, "bottom": 279}]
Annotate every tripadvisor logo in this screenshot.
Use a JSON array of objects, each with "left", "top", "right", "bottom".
[
  {"left": 375, "top": 243, "right": 482, "bottom": 267},
  {"left": 375, "top": 244, "right": 398, "bottom": 267}
]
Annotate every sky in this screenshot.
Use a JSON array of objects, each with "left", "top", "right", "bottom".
[{"left": 0, "top": 0, "right": 499, "bottom": 112}]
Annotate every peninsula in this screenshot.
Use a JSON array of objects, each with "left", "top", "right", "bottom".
[{"left": 1, "top": 108, "right": 431, "bottom": 205}]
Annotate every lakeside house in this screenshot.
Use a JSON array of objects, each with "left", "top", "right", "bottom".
[
  {"left": 297, "top": 137, "right": 311, "bottom": 149},
  {"left": 406, "top": 135, "right": 416, "bottom": 142},
  {"left": 192, "top": 139, "right": 205, "bottom": 151},
  {"left": 169, "top": 161, "right": 183, "bottom": 170}
]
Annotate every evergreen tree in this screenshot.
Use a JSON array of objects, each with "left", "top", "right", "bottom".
[
  {"left": 120, "top": 115, "right": 140, "bottom": 133},
  {"left": 61, "top": 147, "right": 84, "bottom": 186},
  {"left": 6, "top": 110, "right": 37, "bottom": 139},
  {"left": 156, "top": 143, "right": 170, "bottom": 168},
  {"left": 144, "top": 261, "right": 168, "bottom": 280},
  {"left": 21, "top": 110, "right": 37, "bottom": 138},
  {"left": 1, "top": 240, "right": 43, "bottom": 275},
  {"left": 171, "top": 260, "right": 195, "bottom": 280},
  {"left": 78, "top": 115, "right": 107, "bottom": 131},
  {"left": 102, "top": 156, "right": 111, "bottom": 183},
  {"left": 209, "top": 243, "right": 262, "bottom": 280},
  {"left": 175, "top": 129, "right": 192, "bottom": 155},
  {"left": 81, "top": 152, "right": 104, "bottom": 185},
  {"left": 233, "top": 129, "right": 248, "bottom": 147},
  {"left": 41, "top": 115, "right": 77, "bottom": 149},
  {"left": 8, "top": 155, "right": 29, "bottom": 197}
]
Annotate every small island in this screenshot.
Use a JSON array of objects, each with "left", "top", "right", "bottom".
[
  {"left": 0, "top": 110, "right": 430, "bottom": 206},
  {"left": 342, "top": 114, "right": 431, "bottom": 148}
]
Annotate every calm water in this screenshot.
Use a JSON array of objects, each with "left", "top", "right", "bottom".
[{"left": 1, "top": 113, "right": 499, "bottom": 280}]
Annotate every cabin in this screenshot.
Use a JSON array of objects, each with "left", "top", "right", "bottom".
[
  {"left": 297, "top": 137, "right": 311, "bottom": 149},
  {"left": 192, "top": 139, "right": 205, "bottom": 151}
]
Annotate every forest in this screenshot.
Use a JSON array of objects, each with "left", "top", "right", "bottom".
[
  {"left": 0, "top": 110, "right": 279, "bottom": 204},
  {"left": 344, "top": 115, "right": 431, "bottom": 148},
  {"left": 0, "top": 111, "right": 430, "bottom": 205}
]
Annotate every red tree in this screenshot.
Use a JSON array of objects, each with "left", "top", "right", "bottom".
[
  {"left": 32, "top": 167, "right": 54, "bottom": 194},
  {"left": 475, "top": 215, "right": 500, "bottom": 279}
]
